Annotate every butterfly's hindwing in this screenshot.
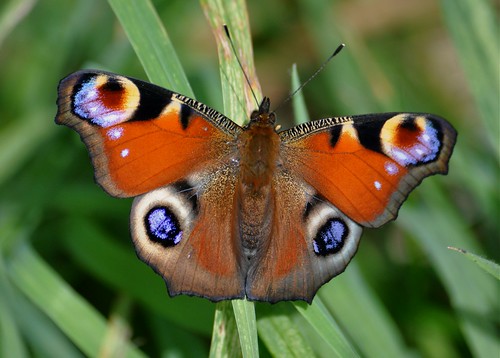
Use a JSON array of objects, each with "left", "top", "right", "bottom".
[
  {"left": 244, "top": 173, "right": 362, "bottom": 303},
  {"left": 131, "top": 170, "right": 246, "bottom": 301}
]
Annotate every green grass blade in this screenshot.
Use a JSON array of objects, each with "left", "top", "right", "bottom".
[
  {"left": 0, "top": 0, "right": 36, "bottom": 49},
  {"left": 0, "top": 286, "right": 28, "bottom": 358},
  {"left": 209, "top": 301, "right": 242, "bottom": 358},
  {"left": 7, "top": 244, "right": 146, "bottom": 358},
  {"left": 232, "top": 300, "right": 259, "bottom": 358},
  {"left": 107, "top": 0, "right": 192, "bottom": 95},
  {"left": 399, "top": 182, "right": 500, "bottom": 358},
  {"left": 440, "top": 0, "right": 499, "bottom": 154},
  {"left": 290, "top": 64, "right": 310, "bottom": 124},
  {"left": 257, "top": 304, "right": 315, "bottom": 357},
  {"left": 319, "top": 266, "right": 412, "bottom": 358},
  {"left": 448, "top": 247, "right": 500, "bottom": 280},
  {"left": 201, "top": 0, "right": 261, "bottom": 124},
  {"left": 202, "top": 0, "right": 259, "bottom": 356},
  {"left": 4, "top": 287, "right": 84, "bottom": 358},
  {"left": 293, "top": 299, "right": 359, "bottom": 357}
]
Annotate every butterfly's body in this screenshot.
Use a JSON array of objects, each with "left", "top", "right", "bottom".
[{"left": 56, "top": 70, "right": 456, "bottom": 303}]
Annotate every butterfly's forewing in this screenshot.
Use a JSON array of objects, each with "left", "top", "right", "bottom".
[
  {"left": 56, "top": 70, "right": 246, "bottom": 300},
  {"left": 279, "top": 113, "right": 457, "bottom": 228},
  {"left": 56, "top": 70, "right": 241, "bottom": 197}
]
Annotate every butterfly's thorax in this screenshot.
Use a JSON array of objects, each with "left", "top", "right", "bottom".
[{"left": 238, "top": 120, "right": 280, "bottom": 190}]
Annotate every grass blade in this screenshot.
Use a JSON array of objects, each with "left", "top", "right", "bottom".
[
  {"left": 209, "top": 301, "right": 242, "bottom": 358},
  {"left": 440, "top": 0, "right": 499, "bottom": 153},
  {"left": 399, "top": 182, "right": 500, "bottom": 358},
  {"left": 232, "top": 300, "right": 258, "bottom": 358},
  {"left": 448, "top": 247, "right": 500, "bottom": 280},
  {"left": 290, "top": 64, "right": 310, "bottom": 124},
  {"left": 319, "top": 266, "right": 412, "bottom": 358},
  {"left": 107, "top": 0, "right": 192, "bottom": 95},
  {"left": 202, "top": 1, "right": 260, "bottom": 356},
  {"left": 7, "top": 244, "right": 146, "bottom": 358},
  {"left": 293, "top": 299, "right": 359, "bottom": 357},
  {"left": 257, "top": 304, "right": 315, "bottom": 357}
]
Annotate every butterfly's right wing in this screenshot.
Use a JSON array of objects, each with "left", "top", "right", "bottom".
[{"left": 279, "top": 113, "right": 457, "bottom": 228}]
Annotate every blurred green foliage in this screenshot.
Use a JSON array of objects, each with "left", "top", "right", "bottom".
[{"left": 0, "top": 0, "right": 498, "bottom": 357}]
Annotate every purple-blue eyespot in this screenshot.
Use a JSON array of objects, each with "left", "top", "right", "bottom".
[
  {"left": 145, "top": 206, "right": 182, "bottom": 247},
  {"left": 313, "top": 219, "right": 348, "bottom": 256}
]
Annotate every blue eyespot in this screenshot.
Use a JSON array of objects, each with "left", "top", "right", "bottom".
[
  {"left": 313, "top": 219, "right": 348, "bottom": 256},
  {"left": 145, "top": 206, "right": 182, "bottom": 247}
]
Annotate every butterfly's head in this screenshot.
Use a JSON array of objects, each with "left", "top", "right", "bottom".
[{"left": 249, "top": 97, "right": 276, "bottom": 128}]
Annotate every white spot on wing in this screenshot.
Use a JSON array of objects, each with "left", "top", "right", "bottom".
[
  {"left": 374, "top": 181, "right": 382, "bottom": 190},
  {"left": 107, "top": 127, "right": 124, "bottom": 140},
  {"left": 121, "top": 148, "right": 129, "bottom": 157},
  {"left": 384, "top": 162, "right": 399, "bottom": 175}
]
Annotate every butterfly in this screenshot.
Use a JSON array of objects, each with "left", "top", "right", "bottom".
[{"left": 55, "top": 70, "right": 457, "bottom": 303}]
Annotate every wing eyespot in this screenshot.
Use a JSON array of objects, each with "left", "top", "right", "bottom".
[
  {"left": 313, "top": 218, "right": 349, "bottom": 256},
  {"left": 144, "top": 206, "right": 183, "bottom": 246}
]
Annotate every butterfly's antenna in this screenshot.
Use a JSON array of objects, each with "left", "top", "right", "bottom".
[
  {"left": 273, "top": 43, "right": 345, "bottom": 113},
  {"left": 223, "top": 25, "right": 260, "bottom": 108}
]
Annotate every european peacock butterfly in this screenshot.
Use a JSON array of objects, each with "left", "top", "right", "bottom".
[{"left": 55, "top": 69, "right": 456, "bottom": 303}]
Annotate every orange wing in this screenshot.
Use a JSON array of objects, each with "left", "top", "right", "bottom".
[
  {"left": 279, "top": 113, "right": 457, "bottom": 228},
  {"left": 56, "top": 70, "right": 246, "bottom": 301},
  {"left": 55, "top": 70, "right": 241, "bottom": 197}
]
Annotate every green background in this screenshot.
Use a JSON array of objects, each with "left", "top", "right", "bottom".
[{"left": 0, "top": 0, "right": 498, "bottom": 357}]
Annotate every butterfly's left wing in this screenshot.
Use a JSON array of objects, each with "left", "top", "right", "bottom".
[
  {"left": 279, "top": 113, "right": 457, "bottom": 228},
  {"left": 55, "top": 70, "right": 242, "bottom": 198},
  {"left": 56, "top": 70, "right": 247, "bottom": 300}
]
